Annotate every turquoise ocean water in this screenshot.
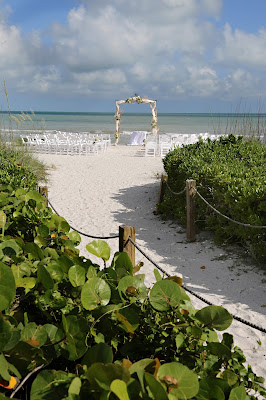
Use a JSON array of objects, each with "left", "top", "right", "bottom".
[{"left": 1, "top": 111, "right": 265, "bottom": 145}]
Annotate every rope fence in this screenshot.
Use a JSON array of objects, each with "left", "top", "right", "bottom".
[
  {"left": 41, "top": 190, "right": 119, "bottom": 240},
  {"left": 159, "top": 175, "right": 266, "bottom": 243},
  {"left": 128, "top": 237, "right": 266, "bottom": 334},
  {"left": 39, "top": 186, "right": 266, "bottom": 334}
]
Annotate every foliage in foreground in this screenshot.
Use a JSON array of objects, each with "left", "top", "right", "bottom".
[
  {"left": 0, "top": 184, "right": 265, "bottom": 399},
  {"left": 0, "top": 136, "right": 48, "bottom": 185},
  {"left": 159, "top": 134, "right": 266, "bottom": 262}
]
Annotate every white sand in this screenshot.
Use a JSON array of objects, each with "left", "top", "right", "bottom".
[{"left": 37, "top": 145, "right": 266, "bottom": 381}]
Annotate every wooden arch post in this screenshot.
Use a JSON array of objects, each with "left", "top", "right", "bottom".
[{"left": 114, "top": 95, "right": 158, "bottom": 145}]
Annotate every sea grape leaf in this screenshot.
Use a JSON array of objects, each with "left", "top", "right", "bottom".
[
  {"left": 86, "top": 240, "right": 110, "bottom": 261},
  {"left": 110, "top": 379, "right": 130, "bottom": 400},
  {"left": 0, "top": 240, "right": 21, "bottom": 259},
  {"left": 175, "top": 332, "right": 184, "bottom": 351},
  {"left": 0, "top": 210, "right": 6, "bottom": 229},
  {"left": 222, "top": 370, "right": 238, "bottom": 387},
  {"left": 34, "top": 235, "right": 47, "bottom": 247},
  {"left": 197, "top": 379, "right": 225, "bottom": 400},
  {"left": 86, "top": 265, "right": 98, "bottom": 278},
  {"left": 25, "top": 190, "right": 42, "bottom": 204},
  {"left": 115, "top": 307, "right": 139, "bottom": 333},
  {"left": 149, "top": 280, "right": 186, "bottom": 311},
  {"left": 118, "top": 275, "right": 147, "bottom": 302},
  {"left": 24, "top": 242, "right": 44, "bottom": 260},
  {"left": 86, "top": 363, "right": 130, "bottom": 391},
  {"left": 81, "top": 277, "right": 111, "bottom": 310},
  {"left": 165, "top": 275, "right": 183, "bottom": 286},
  {"left": 68, "top": 265, "right": 86, "bottom": 287},
  {"left": 0, "top": 353, "right": 11, "bottom": 381},
  {"left": 21, "top": 322, "right": 48, "bottom": 347},
  {"left": 30, "top": 370, "right": 70, "bottom": 400},
  {"left": 68, "top": 377, "right": 82, "bottom": 397},
  {"left": 15, "top": 277, "right": 36, "bottom": 292},
  {"left": 0, "top": 315, "right": 11, "bottom": 352},
  {"left": 0, "top": 261, "right": 16, "bottom": 311},
  {"left": 157, "top": 362, "right": 199, "bottom": 398},
  {"left": 154, "top": 269, "right": 162, "bottom": 282},
  {"left": 43, "top": 324, "right": 64, "bottom": 345},
  {"left": 68, "top": 230, "right": 81, "bottom": 245},
  {"left": 60, "top": 315, "right": 88, "bottom": 360},
  {"left": 37, "top": 224, "right": 50, "bottom": 238},
  {"left": 228, "top": 386, "right": 247, "bottom": 400},
  {"left": 129, "top": 359, "right": 159, "bottom": 376},
  {"left": 207, "top": 343, "right": 232, "bottom": 359},
  {"left": 112, "top": 252, "right": 133, "bottom": 274},
  {"left": 195, "top": 305, "right": 233, "bottom": 331},
  {"left": 37, "top": 264, "right": 54, "bottom": 289},
  {"left": 144, "top": 373, "right": 169, "bottom": 400},
  {"left": 45, "top": 262, "right": 64, "bottom": 282},
  {"left": 82, "top": 343, "right": 113, "bottom": 367}
]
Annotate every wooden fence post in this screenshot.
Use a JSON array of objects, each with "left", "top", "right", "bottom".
[
  {"left": 39, "top": 186, "right": 48, "bottom": 206},
  {"left": 186, "top": 179, "right": 196, "bottom": 242},
  {"left": 119, "top": 225, "right": 135, "bottom": 266},
  {"left": 158, "top": 174, "right": 168, "bottom": 204}
]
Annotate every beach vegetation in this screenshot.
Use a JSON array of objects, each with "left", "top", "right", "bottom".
[
  {"left": 0, "top": 169, "right": 265, "bottom": 398},
  {"left": 158, "top": 134, "right": 266, "bottom": 263}
]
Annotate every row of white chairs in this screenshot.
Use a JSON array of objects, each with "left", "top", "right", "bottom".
[
  {"left": 145, "top": 133, "right": 219, "bottom": 157},
  {"left": 20, "top": 133, "right": 111, "bottom": 156}
]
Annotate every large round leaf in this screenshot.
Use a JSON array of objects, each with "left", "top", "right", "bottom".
[
  {"left": 60, "top": 315, "right": 88, "bottom": 360},
  {"left": 195, "top": 305, "right": 233, "bottom": 331},
  {"left": 149, "top": 280, "right": 185, "bottom": 311},
  {"left": 86, "top": 240, "right": 110, "bottom": 261},
  {"left": 118, "top": 275, "right": 147, "bottom": 302},
  {"left": 157, "top": 362, "right": 199, "bottom": 399},
  {"left": 0, "top": 210, "right": 6, "bottom": 229},
  {"left": 86, "top": 363, "right": 130, "bottom": 391},
  {"left": 0, "top": 262, "right": 16, "bottom": 311},
  {"left": 21, "top": 322, "right": 48, "bottom": 347},
  {"left": 144, "top": 373, "right": 168, "bottom": 400},
  {"left": 31, "top": 370, "right": 69, "bottom": 400},
  {"left": 110, "top": 379, "right": 130, "bottom": 400},
  {"left": 68, "top": 230, "right": 81, "bottom": 245},
  {"left": 81, "top": 277, "right": 111, "bottom": 310},
  {"left": 112, "top": 252, "right": 133, "bottom": 274},
  {"left": 68, "top": 265, "right": 86, "bottom": 287},
  {"left": 82, "top": 343, "right": 113, "bottom": 367}
]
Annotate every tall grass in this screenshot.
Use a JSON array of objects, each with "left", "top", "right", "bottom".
[
  {"left": 212, "top": 102, "right": 266, "bottom": 143},
  {"left": 0, "top": 81, "right": 49, "bottom": 183}
]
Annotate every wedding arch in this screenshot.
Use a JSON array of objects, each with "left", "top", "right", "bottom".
[{"left": 114, "top": 95, "right": 158, "bottom": 145}]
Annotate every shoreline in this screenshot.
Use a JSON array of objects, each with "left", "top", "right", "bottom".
[{"left": 37, "top": 145, "right": 266, "bottom": 380}]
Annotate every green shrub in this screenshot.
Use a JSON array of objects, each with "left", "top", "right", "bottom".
[
  {"left": 0, "top": 139, "right": 48, "bottom": 186},
  {"left": 159, "top": 134, "right": 266, "bottom": 262},
  {"left": 0, "top": 186, "right": 265, "bottom": 398}
]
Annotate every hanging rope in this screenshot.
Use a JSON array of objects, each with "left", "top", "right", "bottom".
[
  {"left": 195, "top": 189, "right": 266, "bottom": 229},
  {"left": 42, "top": 193, "right": 119, "bottom": 240},
  {"left": 165, "top": 181, "right": 186, "bottom": 196},
  {"left": 128, "top": 237, "right": 266, "bottom": 333}
]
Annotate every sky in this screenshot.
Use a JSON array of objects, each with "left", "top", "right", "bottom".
[{"left": 0, "top": 0, "right": 266, "bottom": 113}]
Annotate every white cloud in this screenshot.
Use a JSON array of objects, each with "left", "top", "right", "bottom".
[
  {"left": 1, "top": 0, "right": 266, "bottom": 106},
  {"left": 215, "top": 23, "right": 266, "bottom": 69}
]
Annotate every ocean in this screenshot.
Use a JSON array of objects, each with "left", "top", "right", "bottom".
[{"left": 0, "top": 111, "right": 265, "bottom": 145}]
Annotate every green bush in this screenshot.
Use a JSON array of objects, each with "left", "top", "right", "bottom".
[{"left": 159, "top": 134, "right": 266, "bottom": 262}]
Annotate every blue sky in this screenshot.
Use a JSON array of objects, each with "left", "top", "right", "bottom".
[{"left": 1, "top": 0, "right": 266, "bottom": 113}]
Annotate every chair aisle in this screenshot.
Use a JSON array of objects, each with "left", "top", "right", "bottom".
[
  {"left": 144, "top": 132, "right": 219, "bottom": 157},
  {"left": 20, "top": 132, "right": 111, "bottom": 156}
]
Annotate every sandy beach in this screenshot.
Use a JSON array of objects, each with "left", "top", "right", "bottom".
[{"left": 37, "top": 145, "right": 266, "bottom": 381}]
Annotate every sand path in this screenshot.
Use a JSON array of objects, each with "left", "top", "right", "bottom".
[{"left": 37, "top": 145, "right": 266, "bottom": 380}]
